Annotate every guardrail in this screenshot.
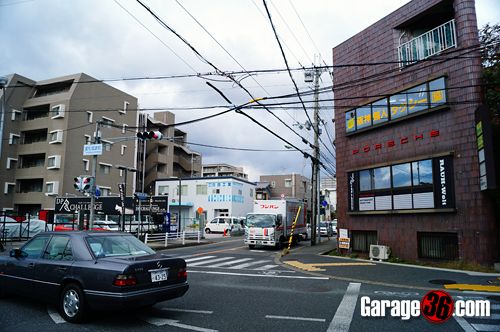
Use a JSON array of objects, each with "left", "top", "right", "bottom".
[{"left": 144, "top": 231, "right": 202, "bottom": 247}]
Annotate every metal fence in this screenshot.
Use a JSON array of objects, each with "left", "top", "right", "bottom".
[
  {"left": 144, "top": 231, "right": 202, "bottom": 248},
  {"left": 0, "top": 213, "right": 50, "bottom": 246}
]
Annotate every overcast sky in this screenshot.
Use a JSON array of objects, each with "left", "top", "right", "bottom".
[{"left": 1, "top": 0, "right": 498, "bottom": 182}]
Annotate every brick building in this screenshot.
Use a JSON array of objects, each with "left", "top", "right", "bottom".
[{"left": 333, "top": 0, "right": 497, "bottom": 264}]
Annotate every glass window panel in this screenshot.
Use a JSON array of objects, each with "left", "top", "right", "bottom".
[
  {"left": 359, "top": 170, "right": 373, "bottom": 191},
  {"left": 346, "top": 110, "right": 356, "bottom": 133},
  {"left": 355, "top": 106, "right": 372, "bottom": 130},
  {"left": 373, "top": 167, "right": 391, "bottom": 189},
  {"left": 429, "top": 77, "right": 446, "bottom": 106},
  {"left": 372, "top": 99, "right": 389, "bottom": 125},
  {"left": 407, "top": 84, "right": 428, "bottom": 114},
  {"left": 22, "top": 236, "right": 50, "bottom": 259},
  {"left": 392, "top": 163, "right": 411, "bottom": 187},
  {"left": 412, "top": 159, "right": 433, "bottom": 186},
  {"left": 390, "top": 93, "right": 408, "bottom": 119}
]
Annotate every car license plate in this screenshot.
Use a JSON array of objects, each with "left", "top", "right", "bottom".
[
  {"left": 256, "top": 241, "right": 262, "bottom": 244},
  {"left": 150, "top": 269, "right": 168, "bottom": 282}
]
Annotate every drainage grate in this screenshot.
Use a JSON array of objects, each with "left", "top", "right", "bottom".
[{"left": 429, "top": 279, "right": 457, "bottom": 285}]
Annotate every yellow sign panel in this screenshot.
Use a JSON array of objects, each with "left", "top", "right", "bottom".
[
  {"left": 338, "top": 237, "right": 350, "bottom": 249},
  {"left": 431, "top": 90, "right": 444, "bottom": 103}
]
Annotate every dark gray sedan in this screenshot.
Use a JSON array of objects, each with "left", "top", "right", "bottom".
[{"left": 0, "top": 231, "right": 189, "bottom": 323}]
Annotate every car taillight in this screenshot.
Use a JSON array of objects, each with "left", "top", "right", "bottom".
[
  {"left": 113, "top": 274, "right": 137, "bottom": 286},
  {"left": 178, "top": 267, "right": 187, "bottom": 279}
]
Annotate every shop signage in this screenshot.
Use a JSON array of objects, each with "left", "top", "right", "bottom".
[
  {"left": 339, "top": 237, "right": 350, "bottom": 249},
  {"left": 352, "top": 130, "right": 439, "bottom": 155}
]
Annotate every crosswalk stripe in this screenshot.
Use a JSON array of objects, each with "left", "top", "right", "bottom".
[
  {"left": 188, "top": 257, "right": 235, "bottom": 266},
  {"left": 471, "top": 323, "right": 500, "bottom": 331},
  {"left": 254, "top": 265, "right": 279, "bottom": 270},
  {"left": 229, "top": 260, "right": 269, "bottom": 269},
  {"left": 185, "top": 256, "right": 216, "bottom": 263},
  {"left": 209, "top": 258, "right": 253, "bottom": 268}
]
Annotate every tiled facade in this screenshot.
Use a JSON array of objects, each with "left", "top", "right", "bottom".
[{"left": 333, "top": 0, "right": 496, "bottom": 263}]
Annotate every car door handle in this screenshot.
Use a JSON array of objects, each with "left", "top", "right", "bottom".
[
  {"left": 27, "top": 263, "right": 35, "bottom": 269},
  {"left": 55, "top": 267, "right": 67, "bottom": 272}
]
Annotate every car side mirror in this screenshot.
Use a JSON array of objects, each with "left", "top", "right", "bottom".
[
  {"left": 276, "top": 214, "right": 283, "bottom": 226},
  {"left": 10, "top": 249, "right": 27, "bottom": 258}
]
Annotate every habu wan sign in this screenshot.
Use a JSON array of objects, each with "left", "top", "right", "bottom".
[{"left": 352, "top": 130, "right": 439, "bottom": 155}]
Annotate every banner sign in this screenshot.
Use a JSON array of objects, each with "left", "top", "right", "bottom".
[
  {"left": 338, "top": 237, "right": 351, "bottom": 249},
  {"left": 55, "top": 195, "right": 167, "bottom": 215}
]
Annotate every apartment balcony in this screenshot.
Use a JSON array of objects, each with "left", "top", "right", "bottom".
[
  {"left": 19, "top": 117, "right": 50, "bottom": 131},
  {"left": 16, "top": 141, "right": 48, "bottom": 155},
  {"left": 15, "top": 166, "right": 45, "bottom": 179},
  {"left": 12, "top": 192, "right": 44, "bottom": 205},
  {"left": 398, "top": 19, "right": 456, "bottom": 68}
]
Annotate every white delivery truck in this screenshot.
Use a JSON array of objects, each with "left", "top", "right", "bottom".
[{"left": 244, "top": 199, "right": 307, "bottom": 249}]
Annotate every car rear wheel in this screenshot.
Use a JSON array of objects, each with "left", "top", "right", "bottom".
[
  {"left": 205, "top": 228, "right": 211, "bottom": 234},
  {"left": 248, "top": 244, "right": 255, "bottom": 249},
  {"left": 59, "top": 283, "right": 87, "bottom": 323}
]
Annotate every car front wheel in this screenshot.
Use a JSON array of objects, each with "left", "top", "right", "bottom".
[
  {"left": 205, "top": 228, "right": 211, "bottom": 234},
  {"left": 59, "top": 283, "right": 87, "bottom": 323}
]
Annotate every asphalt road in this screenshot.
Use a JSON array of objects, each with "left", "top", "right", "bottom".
[{"left": 1, "top": 236, "right": 499, "bottom": 331}]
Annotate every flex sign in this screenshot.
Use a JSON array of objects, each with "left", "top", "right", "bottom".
[{"left": 83, "top": 144, "right": 103, "bottom": 156}]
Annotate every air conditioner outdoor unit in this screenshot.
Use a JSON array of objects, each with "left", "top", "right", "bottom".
[{"left": 369, "top": 245, "right": 390, "bottom": 261}]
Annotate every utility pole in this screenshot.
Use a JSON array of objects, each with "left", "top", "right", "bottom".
[
  {"left": 309, "top": 65, "right": 324, "bottom": 245},
  {"left": 89, "top": 121, "right": 101, "bottom": 230}
]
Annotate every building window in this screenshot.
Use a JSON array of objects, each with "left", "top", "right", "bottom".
[
  {"left": 99, "top": 163, "right": 112, "bottom": 175},
  {"left": 100, "top": 187, "right": 111, "bottom": 196},
  {"left": 83, "top": 159, "right": 89, "bottom": 172},
  {"left": 47, "top": 155, "right": 61, "bottom": 169},
  {"left": 284, "top": 179, "right": 292, "bottom": 188},
  {"left": 158, "top": 185, "right": 169, "bottom": 195},
  {"left": 121, "top": 145, "right": 126, "bottom": 156},
  {"left": 250, "top": 189, "right": 253, "bottom": 197},
  {"left": 351, "top": 231, "right": 378, "bottom": 253},
  {"left": 196, "top": 185, "right": 207, "bottom": 195},
  {"left": 49, "top": 130, "right": 63, "bottom": 144},
  {"left": 120, "top": 101, "right": 129, "bottom": 114},
  {"left": 9, "top": 133, "right": 20, "bottom": 145},
  {"left": 122, "top": 124, "right": 128, "bottom": 134},
  {"left": 348, "top": 155, "right": 454, "bottom": 213},
  {"left": 271, "top": 181, "right": 276, "bottom": 188},
  {"left": 11, "top": 109, "right": 21, "bottom": 121},
  {"left": 102, "top": 140, "right": 113, "bottom": 152},
  {"left": 101, "top": 117, "right": 115, "bottom": 128},
  {"left": 418, "top": 232, "right": 458, "bottom": 260},
  {"left": 177, "top": 185, "right": 188, "bottom": 196},
  {"left": 50, "top": 104, "right": 65, "bottom": 119},
  {"left": 87, "top": 111, "right": 93, "bottom": 123},
  {"left": 4, "top": 182, "right": 15, "bottom": 194},
  {"left": 6, "top": 158, "right": 18, "bottom": 169},
  {"left": 84, "top": 135, "right": 91, "bottom": 145},
  {"left": 345, "top": 77, "right": 447, "bottom": 134},
  {"left": 45, "top": 181, "right": 59, "bottom": 196}
]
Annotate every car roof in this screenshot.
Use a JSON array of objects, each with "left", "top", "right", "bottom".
[{"left": 37, "top": 231, "right": 129, "bottom": 237}]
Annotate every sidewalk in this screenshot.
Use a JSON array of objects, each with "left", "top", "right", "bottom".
[{"left": 280, "top": 237, "right": 500, "bottom": 294}]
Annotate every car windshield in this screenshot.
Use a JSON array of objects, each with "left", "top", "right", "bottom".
[
  {"left": 320, "top": 222, "right": 328, "bottom": 228},
  {"left": 86, "top": 234, "right": 155, "bottom": 258},
  {"left": 246, "top": 214, "right": 275, "bottom": 228}
]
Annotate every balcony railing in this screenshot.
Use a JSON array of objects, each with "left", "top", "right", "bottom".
[{"left": 398, "top": 19, "right": 457, "bottom": 68}]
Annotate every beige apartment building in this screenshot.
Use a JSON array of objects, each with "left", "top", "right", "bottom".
[
  {"left": 202, "top": 163, "right": 248, "bottom": 179},
  {"left": 137, "top": 111, "right": 202, "bottom": 195},
  {"left": 0, "top": 73, "right": 137, "bottom": 216}
]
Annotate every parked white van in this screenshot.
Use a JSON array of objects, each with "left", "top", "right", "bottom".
[{"left": 204, "top": 217, "right": 243, "bottom": 234}]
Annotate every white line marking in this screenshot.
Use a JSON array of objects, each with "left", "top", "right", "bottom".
[
  {"left": 140, "top": 316, "right": 218, "bottom": 331},
  {"left": 254, "top": 264, "right": 279, "bottom": 270},
  {"left": 185, "top": 256, "right": 216, "bottom": 263},
  {"left": 471, "top": 323, "right": 500, "bottom": 331},
  {"left": 229, "top": 260, "right": 269, "bottom": 269},
  {"left": 327, "top": 282, "right": 361, "bottom": 332},
  {"left": 454, "top": 316, "right": 476, "bottom": 332},
  {"left": 47, "top": 307, "right": 66, "bottom": 324},
  {"left": 188, "top": 270, "right": 329, "bottom": 280},
  {"left": 250, "top": 250, "right": 266, "bottom": 252},
  {"left": 160, "top": 308, "right": 213, "bottom": 314},
  {"left": 209, "top": 258, "right": 252, "bottom": 267},
  {"left": 477, "top": 314, "right": 500, "bottom": 320},
  {"left": 188, "top": 257, "right": 234, "bottom": 266},
  {"left": 265, "top": 315, "right": 326, "bottom": 322}
]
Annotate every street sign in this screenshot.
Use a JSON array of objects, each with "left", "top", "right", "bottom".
[
  {"left": 321, "top": 200, "right": 328, "bottom": 207},
  {"left": 134, "top": 192, "right": 149, "bottom": 201},
  {"left": 83, "top": 144, "right": 103, "bottom": 156},
  {"left": 338, "top": 237, "right": 350, "bottom": 249}
]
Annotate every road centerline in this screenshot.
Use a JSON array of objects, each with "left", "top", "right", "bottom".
[{"left": 265, "top": 315, "right": 326, "bottom": 322}]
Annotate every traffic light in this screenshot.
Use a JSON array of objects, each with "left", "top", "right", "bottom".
[
  {"left": 74, "top": 176, "right": 83, "bottom": 191},
  {"left": 81, "top": 176, "right": 94, "bottom": 192},
  {"left": 137, "top": 131, "right": 163, "bottom": 140}
]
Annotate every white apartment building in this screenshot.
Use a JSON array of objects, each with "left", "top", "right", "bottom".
[{"left": 155, "top": 176, "right": 256, "bottom": 229}]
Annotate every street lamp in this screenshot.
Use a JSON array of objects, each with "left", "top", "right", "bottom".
[{"left": 116, "top": 165, "right": 137, "bottom": 231}]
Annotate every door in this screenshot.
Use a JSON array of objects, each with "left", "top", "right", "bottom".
[
  {"left": 34, "top": 235, "right": 74, "bottom": 302},
  {"left": 4, "top": 235, "right": 50, "bottom": 297}
]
